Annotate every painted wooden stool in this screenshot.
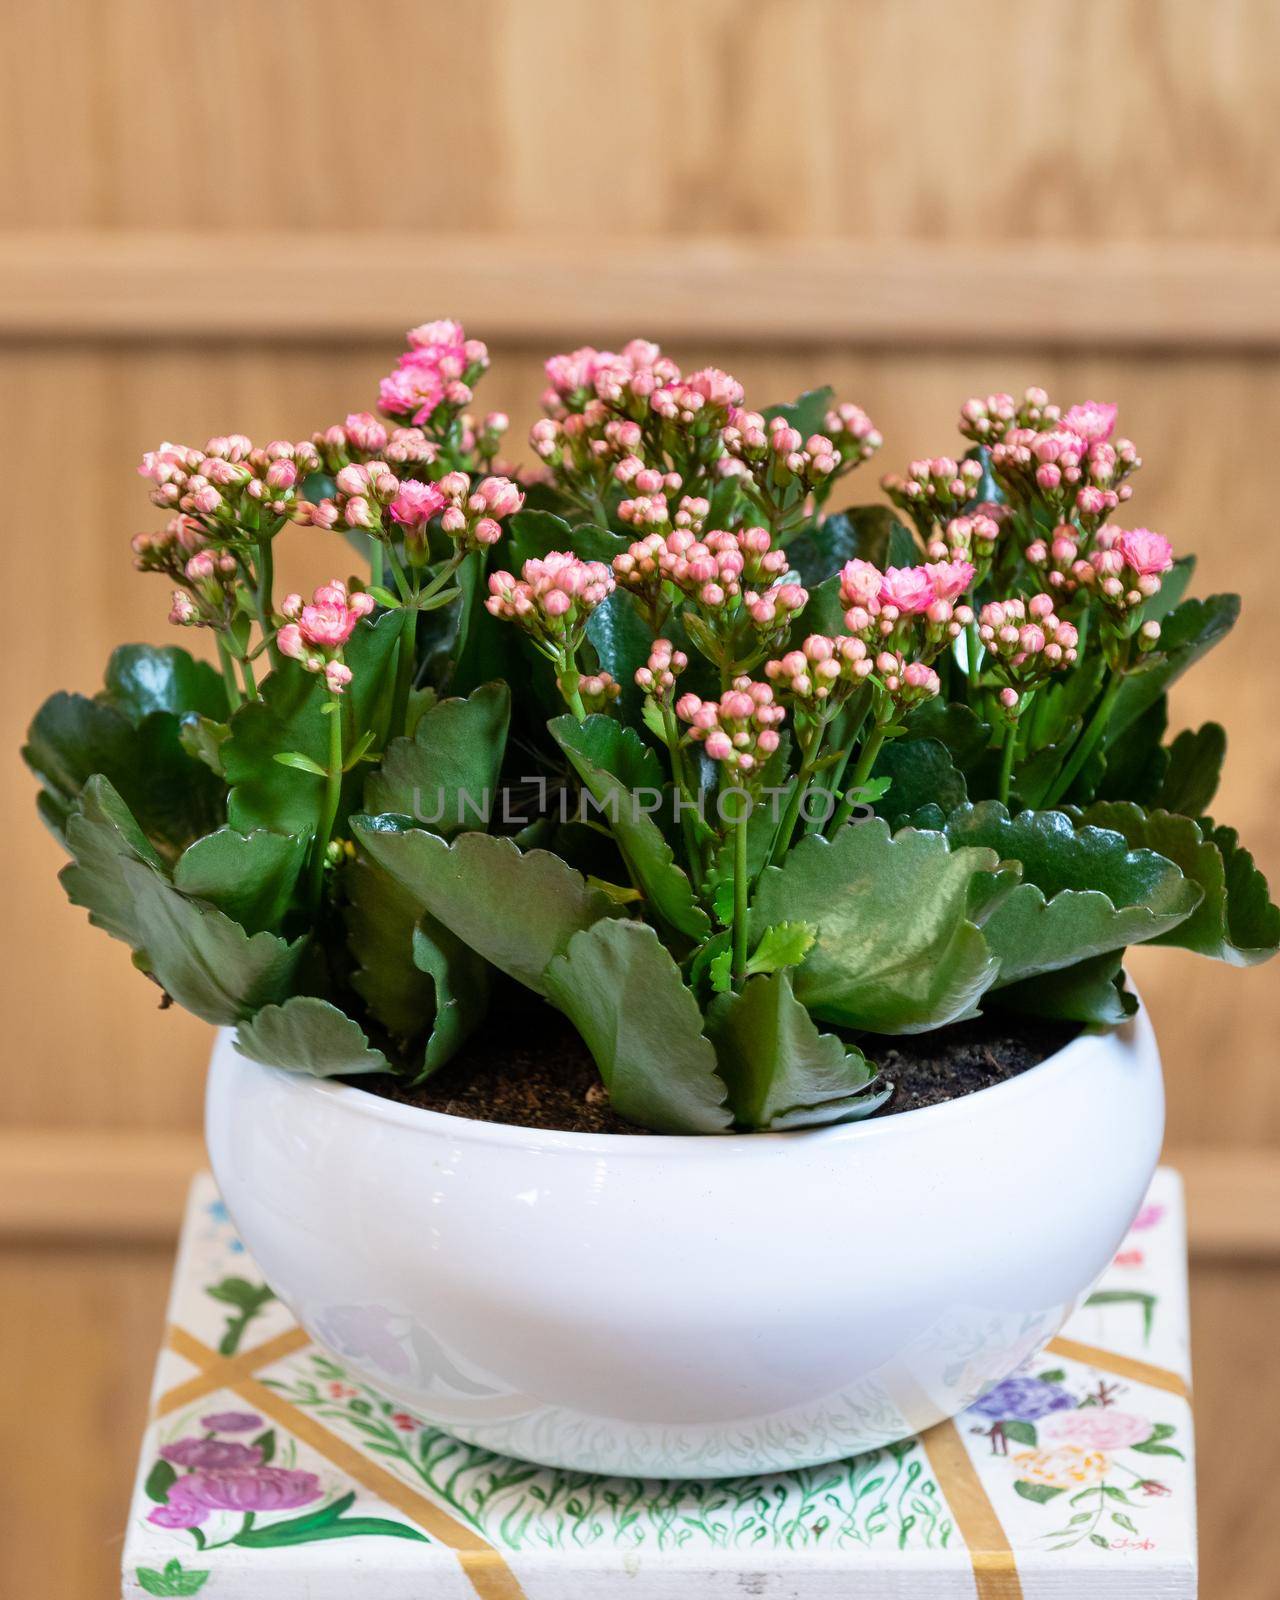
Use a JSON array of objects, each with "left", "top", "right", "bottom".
[{"left": 124, "top": 1168, "right": 1195, "bottom": 1599}]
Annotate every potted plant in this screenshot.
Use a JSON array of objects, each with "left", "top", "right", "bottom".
[{"left": 26, "top": 327, "right": 1277, "bottom": 1478}]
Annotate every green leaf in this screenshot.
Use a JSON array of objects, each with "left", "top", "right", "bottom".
[
  {"left": 135, "top": 1559, "right": 210, "bottom": 1596},
  {"left": 273, "top": 750, "right": 328, "bottom": 776},
  {"left": 873, "top": 737, "right": 967, "bottom": 826},
  {"left": 762, "top": 385, "right": 835, "bottom": 440},
  {"left": 234, "top": 1515, "right": 427, "bottom": 1548},
  {"left": 235, "top": 997, "right": 389, "bottom": 1076},
  {"left": 584, "top": 589, "right": 656, "bottom": 720},
  {"left": 352, "top": 819, "right": 626, "bottom": 994},
  {"left": 707, "top": 920, "right": 817, "bottom": 993},
  {"left": 204, "top": 1275, "right": 274, "bottom": 1312},
  {"left": 344, "top": 857, "right": 437, "bottom": 1044},
  {"left": 410, "top": 916, "right": 490, "bottom": 1077},
  {"left": 1157, "top": 723, "right": 1226, "bottom": 817},
  {"left": 939, "top": 804, "right": 1201, "bottom": 985},
  {"left": 363, "top": 681, "right": 510, "bottom": 832},
  {"left": 1078, "top": 803, "right": 1280, "bottom": 965},
  {"left": 550, "top": 715, "right": 710, "bottom": 941},
  {"left": 542, "top": 920, "right": 731, "bottom": 1133},
  {"left": 1002, "top": 1420, "right": 1038, "bottom": 1447},
  {"left": 178, "top": 715, "right": 231, "bottom": 777},
  {"left": 1092, "top": 695, "right": 1168, "bottom": 807},
  {"left": 748, "top": 820, "right": 1001, "bottom": 1033},
  {"left": 24, "top": 690, "right": 225, "bottom": 857},
  {"left": 173, "top": 827, "right": 305, "bottom": 935},
  {"left": 786, "top": 505, "right": 915, "bottom": 587},
  {"left": 224, "top": 610, "right": 401, "bottom": 837},
  {"left": 61, "top": 778, "right": 304, "bottom": 1022},
  {"left": 993, "top": 950, "right": 1138, "bottom": 1025},
  {"left": 1106, "top": 594, "right": 1240, "bottom": 745},
  {"left": 705, "top": 969, "right": 888, "bottom": 1130},
  {"left": 1140, "top": 553, "right": 1196, "bottom": 624},
  {"left": 904, "top": 699, "right": 992, "bottom": 773},
  {"left": 1014, "top": 1480, "right": 1065, "bottom": 1504},
  {"left": 254, "top": 1427, "right": 276, "bottom": 1464},
  {"left": 144, "top": 1458, "right": 177, "bottom": 1504},
  {"left": 102, "top": 644, "right": 227, "bottom": 722}
]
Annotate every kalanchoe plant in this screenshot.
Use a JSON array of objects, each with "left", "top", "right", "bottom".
[{"left": 25, "top": 334, "right": 1280, "bottom": 1134}]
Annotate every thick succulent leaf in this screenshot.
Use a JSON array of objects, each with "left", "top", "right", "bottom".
[
  {"left": 705, "top": 969, "right": 890, "bottom": 1130},
  {"left": 550, "top": 715, "right": 710, "bottom": 941},
  {"left": 1106, "top": 594, "right": 1240, "bottom": 746},
  {"left": 1140, "top": 554, "right": 1196, "bottom": 624},
  {"left": 1021, "top": 655, "right": 1107, "bottom": 755},
  {"left": 343, "top": 858, "right": 437, "bottom": 1043},
  {"left": 410, "top": 917, "right": 490, "bottom": 1078},
  {"left": 939, "top": 803, "right": 1201, "bottom": 985},
  {"left": 506, "top": 508, "right": 628, "bottom": 573},
  {"left": 61, "top": 777, "right": 304, "bottom": 1022},
  {"left": 542, "top": 919, "right": 731, "bottom": 1133},
  {"left": 762, "top": 385, "right": 836, "bottom": 440},
  {"left": 352, "top": 818, "right": 627, "bottom": 994},
  {"left": 224, "top": 611, "right": 401, "bottom": 838},
  {"left": 584, "top": 590, "right": 656, "bottom": 720},
  {"left": 101, "top": 643, "right": 228, "bottom": 722},
  {"left": 363, "top": 681, "right": 510, "bottom": 832},
  {"left": 173, "top": 826, "right": 306, "bottom": 936},
  {"left": 1156, "top": 723, "right": 1226, "bottom": 817},
  {"left": 748, "top": 820, "right": 1002, "bottom": 1033},
  {"left": 1092, "top": 696, "right": 1168, "bottom": 807},
  {"left": 24, "top": 690, "right": 225, "bottom": 856},
  {"left": 873, "top": 737, "right": 967, "bottom": 826},
  {"left": 234, "top": 997, "right": 388, "bottom": 1076},
  {"left": 1078, "top": 802, "right": 1280, "bottom": 966},
  {"left": 787, "top": 506, "right": 916, "bottom": 588},
  {"left": 904, "top": 699, "right": 992, "bottom": 772},
  {"left": 992, "top": 951, "right": 1138, "bottom": 1026}
]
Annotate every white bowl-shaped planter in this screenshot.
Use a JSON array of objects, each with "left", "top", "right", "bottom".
[{"left": 206, "top": 1002, "right": 1163, "bottom": 1478}]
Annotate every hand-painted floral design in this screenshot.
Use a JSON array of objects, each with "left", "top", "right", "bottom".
[
  {"left": 1038, "top": 1409, "right": 1154, "bottom": 1452},
  {"left": 144, "top": 1408, "right": 426, "bottom": 1552},
  {"left": 1012, "top": 1444, "right": 1108, "bottom": 1490},
  {"left": 968, "top": 1376, "right": 1075, "bottom": 1422}
]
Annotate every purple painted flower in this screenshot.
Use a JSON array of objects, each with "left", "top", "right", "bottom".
[
  {"left": 178, "top": 1465, "right": 323, "bottom": 1515},
  {"left": 201, "top": 1410, "right": 264, "bottom": 1433},
  {"left": 967, "top": 1376, "right": 1075, "bottom": 1422},
  {"left": 159, "top": 1438, "right": 263, "bottom": 1470},
  {"left": 148, "top": 1500, "right": 209, "bottom": 1530}
]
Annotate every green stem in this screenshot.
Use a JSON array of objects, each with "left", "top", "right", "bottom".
[
  {"left": 370, "top": 541, "right": 385, "bottom": 594},
  {"left": 308, "top": 691, "right": 345, "bottom": 912},
  {"left": 829, "top": 704, "right": 889, "bottom": 835},
  {"left": 215, "top": 634, "right": 244, "bottom": 713},
  {"left": 997, "top": 714, "right": 1019, "bottom": 807},
  {"left": 730, "top": 791, "right": 750, "bottom": 987},
  {"left": 1042, "top": 664, "right": 1125, "bottom": 808},
  {"left": 769, "top": 715, "right": 827, "bottom": 866},
  {"left": 384, "top": 540, "right": 413, "bottom": 602},
  {"left": 663, "top": 704, "right": 705, "bottom": 882},
  {"left": 389, "top": 607, "right": 417, "bottom": 739},
  {"left": 254, "top": 535, "right": 282, "bottom": 670}
]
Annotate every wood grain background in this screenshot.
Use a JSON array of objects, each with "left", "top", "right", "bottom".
[{"left": 1, "top": 2, "right": 1278, "bottom": 1595}]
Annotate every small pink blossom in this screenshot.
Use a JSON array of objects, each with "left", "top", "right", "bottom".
[
  {"left": 1116, "top": 526, "right": 1174, "bottom": 577},
  {"left": 879, "top": 566, "right": 936, "bottom": 615},
  {"left": 1038, "top": 1409, "right": 1155, "bottom": 1452},
  {"left": 1062, "top": 401, "right": 1119, "bottom": 443},
  {"left": 388, "top": 479, "right": 446, "bottom": 531}
]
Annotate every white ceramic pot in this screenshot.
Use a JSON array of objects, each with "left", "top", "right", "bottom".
[{"left": 206, "top": 1003, "right": 1163, "bottom": 1478}]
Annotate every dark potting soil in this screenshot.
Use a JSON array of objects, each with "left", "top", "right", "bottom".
[{"left": 358, "top": 993, "right": 1079, "bottom": 1135}]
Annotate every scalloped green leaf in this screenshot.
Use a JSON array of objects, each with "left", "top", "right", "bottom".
[
  {"left": 550, "top": 714, "right": 710, "bottom": 941},
  {"left": 410, "top": 916, "right": 490, "bottom": 1077},
  {"left": 873, "top": 737, "right": 967, "bottom": 826},
  {"left": 352, "top": 818, "right": 627, "bottom": 994},
  {"left": 542, "top": 919, "right": 731, "bottom": 1133},
  {"left": 343, "top": 857, "right": 436, "bottom": 1043},
  {"left": 223, "top": 611, "right": 401, "bottom": 838},
  {"left": 173, "top": 826, "right": 305, "bottom": 935},
  {"left": 939, "top": 803, "right": 1201, "bottom": 985},
  {"left": 1156, "top": 723, "right": 1226, "bottom": 817},
  {"left": 786, "top": 505, "right": 915, "bottom": 588},
  {"left": 1106, "top": 594, "right": 1239, "bottom": 745},
  {"left": 101, "top": 644, "right": 227, "bottom": 723},
  {"left": 1078, "top": 803, "right": 1280, "bottom": 966},
  {"left": 993, "top": 950, "right": 1137, "bottom": 1026},
  {"left": 705, "top": 969, "right": 890, "bottom": 1130},
  {"left": 748, "top": 820, "right": 1001, "bottom": 1033},
  {"left": 61, "top": 777, "right": 304, "bottom": 1022},
  {"left": 234, "top": 998, "right": 388, "bottom": 1076},
  {"left": 904, "top": 699, "right": 992, "bottom": 772},
  {"left": 363, "top": 681, "right": 510, "bottom": 832},
  {"left": 762, "top": 385, "right": 836, "bottom": 440}
]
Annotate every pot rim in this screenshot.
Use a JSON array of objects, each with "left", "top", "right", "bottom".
[{"left": 219, "top": 997, "right": 1145, "bottom": 1158}]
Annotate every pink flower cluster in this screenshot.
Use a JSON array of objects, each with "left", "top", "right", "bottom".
[
  {"left": 572, "top": 671, "right": 621, "bottom": 713},
  {"left": 542, "top": 339, "right": 681, "bottom": 418},
  {"left": 677, "top": 678, "right": 786, "bottom": 775},
  {"left": 881, "top": 456, "right": 985, "bottom": 529},
  {"left": 139, "top": 435, "right": 320, "bottom": 527},
  {"left": 958, "top": 386, "right": 1061, "bottom": 445},
  {"left": 166, "top": 549, "right": 240, "bottom": 629},
  {"left": 386, "top": 471, "right": 523, "bottom": 553},
  {"left": 486, "top": 551, "right": 615, "bottom": 644},
  {"left": 765, "top": 634, "right": 873, "bottom": 711},
  {"left": 1027, "top": 522, "right": 1174, "bottom": 610},
  {"left": 312, "top": 413, "right": 438, "bottom": 475},
  {"left": 277, "top": 580, "right": 376, "bottom": 693},
  {"left": 925, "top": 510, "right": 1005, "bottom": 568},
  {"left": 978, "top": 594, "right": 1080, "bottom": 708},
  {"left": 612, "top": 524, "right": 805, "bottom": 637},
  {"left": 634, "top": 639, "right": 688, "bottom": 699},
  {"left": 378, "top": 319, "right": 489, "bottom": 425},
  {"left": 306, "top": 460, "right": 400, "bottom": 535},
  {"left": 839, "top": 557, "right": 976, "bottom": 637},
  {"left": 990, "top": 423, "right": 1140, "bottom": 529},
  {"left": 721, "top": 411, "right": 846, "bottom": 495},
  {"left": 823, "top": 402, "right": 884, "bottom": 465}
]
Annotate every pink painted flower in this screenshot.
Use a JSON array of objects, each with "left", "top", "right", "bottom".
[
  {"left": 160, "top": 1439, "right": 263, "bottom": 1470},
  {"left": 201, "top": 1411, "right": 263, "bottom": 1433},
  {"left": 1131, "top": 1203, "right": 1166, "bottom": 1233},
  {"left": 1038, "top": 1409, "right": 1155, "bottom": 1452},
  {"left": 1062, "top": 401, "right": 1119, "bottom": 443},
  {"left": 1116, "top": 527, "right": 1174, "bottom": 577}
]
